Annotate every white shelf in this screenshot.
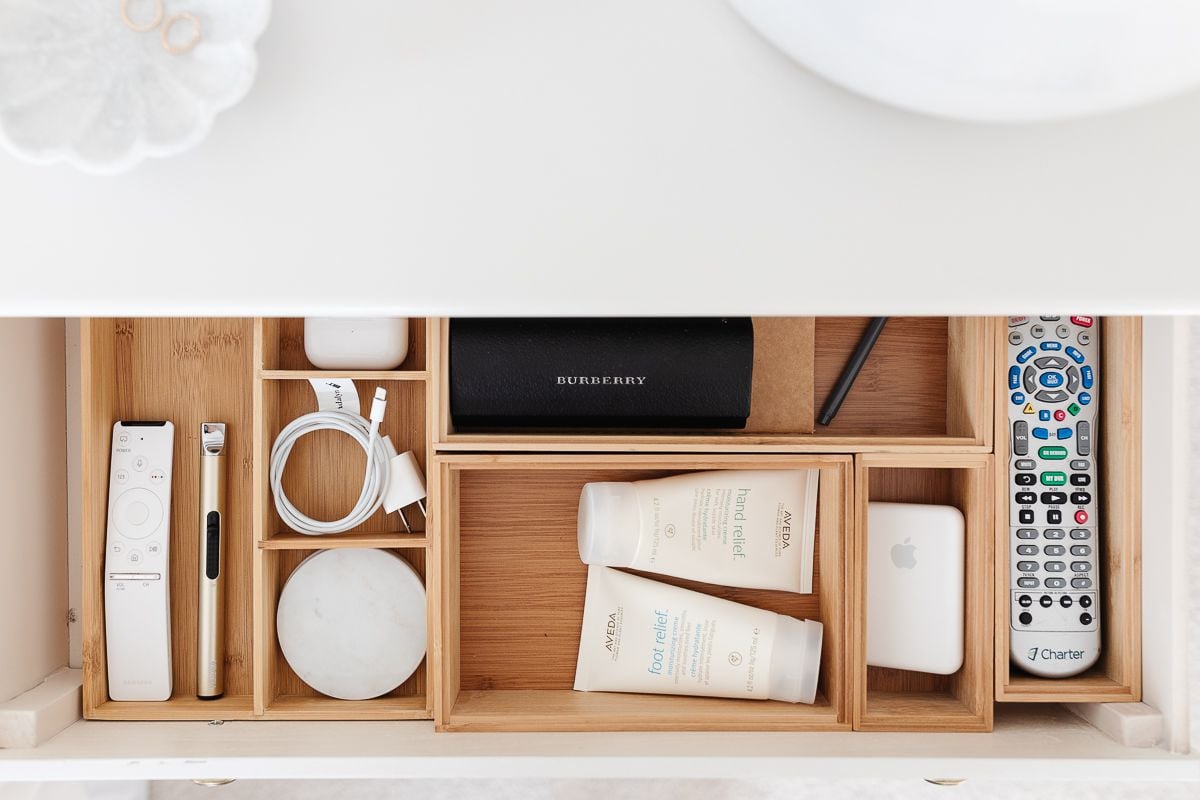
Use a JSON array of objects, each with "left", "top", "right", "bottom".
[{"left": 3, "top": 1, "right": 1200, "bottom": 315}]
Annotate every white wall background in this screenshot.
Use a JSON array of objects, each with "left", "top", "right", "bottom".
[{"left": 0, "top": 320, "right": 67, "bottom": 702}]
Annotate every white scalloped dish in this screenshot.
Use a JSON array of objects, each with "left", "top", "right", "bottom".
[{"left": 0, "top": 0, "right": 270, "bottom": 175}]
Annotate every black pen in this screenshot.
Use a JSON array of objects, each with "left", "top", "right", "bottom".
[{"left": 818, "top": 317, "right": 889, "bottom": 426}]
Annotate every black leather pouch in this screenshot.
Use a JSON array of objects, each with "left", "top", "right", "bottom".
[{"left": 449, "top": 318, "right": 754, "bottom": 428}]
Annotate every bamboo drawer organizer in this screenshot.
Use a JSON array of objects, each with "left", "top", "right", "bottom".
[{"left": 79, "top": 317, "right": 1142, "bottom": 732}]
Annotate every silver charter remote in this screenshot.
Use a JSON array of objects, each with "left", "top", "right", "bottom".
[
  {"left": 105, "top": 421, "right": 175, "bottom": 701},
  {"left": 1006, "top": 316, "right": 1099, "bottom": 678}
]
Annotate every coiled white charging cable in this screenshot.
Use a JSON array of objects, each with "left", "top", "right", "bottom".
[{"left": 270, "top": 387, "right": 391, "bottom": 535}]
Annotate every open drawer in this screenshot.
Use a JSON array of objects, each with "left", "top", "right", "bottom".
[{"left": 0, "top": 316, "right": 1193, "bottom": 784}]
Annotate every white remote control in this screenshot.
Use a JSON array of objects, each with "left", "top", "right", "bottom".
[
  {"left": 105, "top": 421, "right": 175, "bottom": 701},
  {"left": 1006, "top": 316, "right": 1099, "bottom": 678}
]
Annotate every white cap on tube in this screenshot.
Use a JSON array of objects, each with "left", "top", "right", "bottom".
[
  {"left": 768, "top": 616, "right": 824, "bottom": 704},
  {"left": 577, "top": 482, "right": 641, "bottom": 567}
]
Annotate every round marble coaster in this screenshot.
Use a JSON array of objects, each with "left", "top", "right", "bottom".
[{"left": 276, "top": 548, "right": 427, "bottom": 701}]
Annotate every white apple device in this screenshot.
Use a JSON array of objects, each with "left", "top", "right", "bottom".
[
  {"left": 866, "top": 501, "right": 964, "bottom": 675},
  {"left": 303, "top": 318, "right": 409, "bottom": 370},
  {"left": 104, "top": 421, "right": 175, "bottom": 701}
]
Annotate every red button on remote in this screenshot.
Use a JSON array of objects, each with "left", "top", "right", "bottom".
[
  {"left": 1054, "top": 410, "right": 1066, "bottom": 421},
  {"left": 1075, "top": 510, "right": 1089, "bottom": 524},
  {"left": 1071, "top": 316, "right": 1094, "bottom": 328}
]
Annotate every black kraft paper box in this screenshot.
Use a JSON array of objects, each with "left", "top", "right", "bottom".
[{"left": 449, "top": 318, "right": 755, "bottom": 428}]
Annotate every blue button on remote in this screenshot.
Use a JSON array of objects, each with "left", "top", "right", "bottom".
[
  {"left": 1009, "top": 366, "right": 1021, "bottom": 390},
  {"left": 1039, "top": 372, "right": 1064, "bottom": 388},
  {"left": 1078, "top": 391, "right": 1091, "bottom": 405},
  {"left": 1032, "top": 427, "right": 1049, "bottom": 439},
  {"left": 1011, "top": 392, "right": 1025, "bottom": 405},
  {"left": 1040, "top": 342, "right": 1063, "bottom": 351},
  {"left": 1081, "top": 365, "right": 1094, "bottom": 388},
  {"left": 1017, "top": 346, "right": 1037, "bottom": 363},
  {"left": 1066, "top": 346, "right": 1085, "bottom": 363},
  {"left": 1039, "top": 410, "right": 1051, "bottom": 421},
  {"left": 1057, "top": 427, "right": 1072, "bottom": 439}
]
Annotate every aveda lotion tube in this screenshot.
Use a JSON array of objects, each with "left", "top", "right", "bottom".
[
  {"left": 573, "top": 567, "right": 823, "bottom": 703},
  {"left": 578, "top": 469, "right": 818, "bottom": 592}
]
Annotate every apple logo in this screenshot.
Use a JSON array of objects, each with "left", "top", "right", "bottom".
[{"left": 890, "top": 537, "right": 917, "bottom": 569}]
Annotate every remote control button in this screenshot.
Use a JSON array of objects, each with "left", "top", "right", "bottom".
[
  {"left": 1070, "top": 528, "right": 1091, "bottom": 540},
  {"left": 1068, "top": 402, "right": 1081, "bottom": 416},
  {"left": 1017, "top": 544, "right": 1039, "bottom": 556},
  {"left": 1018, "top": 579, "right": 1040, "bottom": 589},
  {"left": 1044, "top": 544, "right": 1066, "bottom": 556},
  {"left": 1065, "top": 346, "right": 1085, "bottom": 364},
  {"left": 1070, "top": 459, "right": 1090, "bottom": 470},
  {"left": 1024, "top": 366, "right": 1037, "bottom": 393},
  {"left": 1041, "top": 491, "right": 1067, "bottom": 504},
  {"left": 1032, "top": 427, "right": 1049, "bottom": 440},
  {"left": 1080, "top": 612, "right": 1094, "bottom": 625},
  {"left": 1018, "top": 593, "right": 1034, "bottom": 605},
  {"left": 1071, "top": 545, "right": 1092, "bottom": 556},
  {"left": 1015, "top": 491, "right": 1037, "bottom": 504},
  {"left": 1039, "top": 410, "right": 1051, "bottom": 421},
  {"left": 1017, "top": 528, "right": 1038, "bottom": 539},
  {"left": 1041, "top": 471, "right": 1066, "bottom": 486},
  {"left": 149, "top": 469, "right": 165, "bottom": 484},
  {"left": 1039, "top": 372, "right": 1065, "bottom": 388},
  {"left": 1053, "top": 409, "right": 1066, "bottom": 422},
  {"left": 1039, "top": 595, "right": 1053, "bottom": 607},
  {"left": 1008, "top": 366, "right": 1021, "bottom": 390},
  {"left": 1066, "top": 366, "right": 1080, "bottom": 393},
  {"left": 1071, "top": 561, "right": 1092, "bottom": 573},
  {"left": 132, "top": 455, "right": 148, "bottom": 472},
  {"left": 1039, "top": 446, "right": 1068, "bottom": 460},
  {"left": 1041, "top": 316, "right": 1061, "bottom": 321},
  {"left": 1078, "top": 391, "right": 1092, "bottom": 406},
  {"left": 1040, "top": 341, "right": 1063, "bottom": 351},
  {"left": 127, "top": 549, "right": 143, "bottom": 565},
  {"left": 1073, "top": 578, "right": 1093, "bottom": 589},
  {"left": 1013, "top": 421, "right": 1029, "bottom": 455},
  {"left": 1043, "top": 528, "right": 1066, "bottom": 539},
  {"left": 1047, "top": 510, "right": 1063, "bottom": 524},
  {"left": 1023, "top": 402, "right": 1036, "bottom": 415},
  {"left": 1077, "top": 421, "right": 1091, "bottom": 455},
  {"left": 110, "top": 542, "right": 123, "bottom": 554},
  {"left": 147, "top": 541, "right": 161, "bottom": 555},
  {"left": 1019, "top": 611, "right": 1033, "bottom": 625},
  {"left": 1078, "top": 331, "right": 1092, "bottom": 346},
  {"left": 1056, "top": 324, "right": 1070, "bottom": 339},
  {"left": 1016, "top": 459, "right": 1036, "bottom": 470},
  {"left": 1071, "top": 315, "right": 1094, "bottom": 328},
  {"left": 1017, "top": 561, "right": 1039, "bottom": 572},
  {"left": 1016, "top": 346, "right": 1037, "bottom": 363},
  {"left": 1015, "top": 473, "right": 1036, "bottom": 486},
  {"left": 1036, "top": 390, "right": 1068, "bottom": 403},
  {"left": 1019, "top": 509, "right": 1035, "bottom": 524},
  {"left": 1035, "top": 356, "right": 1068, "bottom": 370},
  {"left": 112, "top": 488, "right": 164, "bottom": 540},
  {"left": 115, "top": 469, "right": 129, "bottom": 484},
  {"left": 1045, "top": 561, "right": 1066, "bottom": 572},
  {"left": 1031, "top": 324, "right": 1046, "bottom": 339},
  {"left": 1056, "top": 427, "right": 1072, "bottom": 440},
  {"left": 1009, "top": 331, "right": 1024, "bottom": 345},
  {"left": 1045, "top": 578, "right": 1066, "bottom": 589},
  {"left": 1009, "top": 316, "right": 1030, "bottom": 327},
  {"left": 1060, "top": 595, "right": 1073, "bottom": 608},
  {"left": 1081, "top": 365, "right": 1094, "bottom": 389},
  {"left": 1011, "top": 392, "right": 1026, "bottom": 405},
  {"left": 1071, "top": 492, "right": 1091, "bottom": 504},
  {"left": 1070, "top": 474, "right": 1091, "bottom": 486},
  {"left": 118, "top": 432, "right": 130, "bottom": 445},
  {"left": 125, "top": 501, "right": 150, "bottom": 526},
  {"left": 1079, "top": 594, "right": 1093, "bottom": 607}
]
